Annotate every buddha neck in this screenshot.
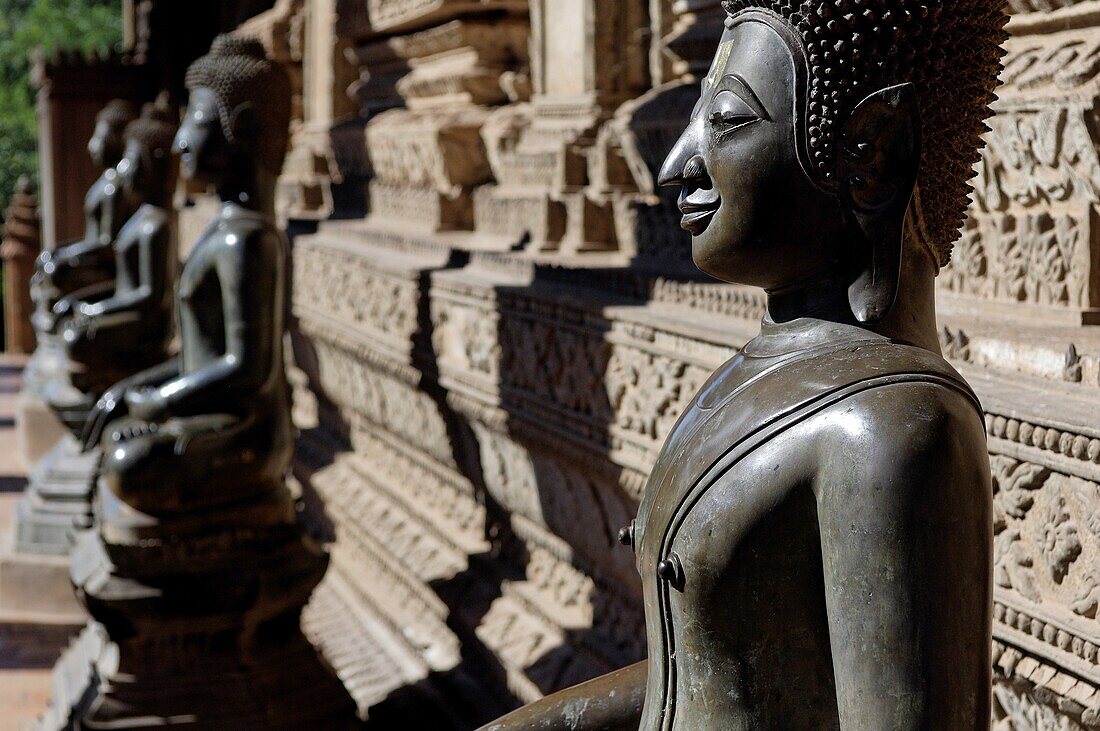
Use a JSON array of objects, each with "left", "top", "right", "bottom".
[
  {"left": 216, "top": 163, "right": 276, "bottom": 220},
  {"left": 765, "top": 236, "right": 941, "bottom": 356},
  {"left": 868, "top": 241, "right": 941, "bottom": 355}
]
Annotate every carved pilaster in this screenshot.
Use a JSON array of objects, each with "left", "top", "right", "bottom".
[
  {"left": 590, "top": 1, "right": 719, "bottom": 267},
  {"left": 473, "top": 0, "right": 650, "bottom": 254},
  {"left": 1, "top": 178, "right": 41, "bottom": 354},
  {"left": 340, "top": 3, "right": 530, "bottom": 232}
]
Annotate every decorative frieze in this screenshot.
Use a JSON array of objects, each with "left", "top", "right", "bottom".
[{"left": 941, "top": 22, "right": 1100, "bottom": 325}]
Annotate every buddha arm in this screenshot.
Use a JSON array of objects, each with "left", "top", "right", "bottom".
[
  {"left": 82, "top": 358, "right": 181, "bottom": 451},
  {"left": 53, "top": 281, "right": 116, "bottom": 315},
  {"left": 50, "top": 235, "right": 113, "bottom": 267},
  {"left": 147, "top": 231, "right": 275, "bottom": 419},
  {"left": 81, "top": 226, "right": 168, "bottom": 319},
  {"left": 477, "top": 660, "right": 646, "bottom": 731},
  {"left": 816, "top": 384, "right": 992, "bottom": 729}
]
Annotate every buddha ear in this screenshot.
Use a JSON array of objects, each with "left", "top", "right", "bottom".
[
  {"left": 228, "top": 102, "right": 259, "bottom": 156},
  {"left": 837, "top": 83, "right": 921, "bottom": 323}
]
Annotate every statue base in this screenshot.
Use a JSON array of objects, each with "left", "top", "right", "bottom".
[
  {"left": 32, "top": 622, "right": 107, "bottom": 731},
  {"left": 36, "top": 618, "right": 357, "bottom": 731},
  {"left": 14, "top": 434, "right": 100, "bottom": 556},
  {"left": 40, "top": 485, "right": 360, "bottom": 730},
  {"left": 0, "top": 530, "right": 85, "bottom": 618},
  {"left": 15, "top": 391, "right": 68, "bottom": 469}
]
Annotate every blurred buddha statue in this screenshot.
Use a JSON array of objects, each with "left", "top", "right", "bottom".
[
  {"left": 68, "top": 36, "right": 353, "bottom": 728},
  {"left": 83, "top": 38, "right": 294, "bottom": 512},
  {"left": 32, "top": 99, "right": 137, "bottom": 339},
  {"left": 481, "top": 1, "right": 1006, "bottom": 729},
  {"left": 12, "top": 99, "right": 180, "bottom": 555},
  {"left": 52, "top": 98, "right": 178, "bottom": 406}
]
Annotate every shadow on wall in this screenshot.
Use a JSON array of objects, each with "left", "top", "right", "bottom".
[{"left": 282, "top": 80, "right": 717, "bottom": 728}]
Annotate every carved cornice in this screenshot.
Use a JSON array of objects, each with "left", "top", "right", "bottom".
[{"left": 1008, "top": 0, "right": 1100, "bottom": 35}]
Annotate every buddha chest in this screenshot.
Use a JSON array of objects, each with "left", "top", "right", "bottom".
[{"left": 630, "top": 337, "right": 979, "bottom": 731}]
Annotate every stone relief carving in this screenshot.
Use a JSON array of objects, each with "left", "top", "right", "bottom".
[
  {"left": 993, "top": 679, "right": 1090, "bottom": 730},
  {"left": 280, "top": 0, "right": 1100, "bottom": 725},
  {"left": 941, "top": 29, "right": 1100, "bottom": 318},
  {"left": 993, "top": 454, "right": 1100, "bottom": 629}
]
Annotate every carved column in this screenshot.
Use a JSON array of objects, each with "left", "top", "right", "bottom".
[
  {"left": 475, "top": 0, "right": 651, "bottom": 253},
  {"left": 1, "top": 178, "right": 41, "bottom": 355},
  {"left": 593, "top": 0, "right": 723, "bottom": 270},
  {"left": 336, "top": 0, "right": 530, "bottom": 233}
]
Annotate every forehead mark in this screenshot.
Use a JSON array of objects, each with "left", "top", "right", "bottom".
[{"left": 704, "top": 38, "right": 736, "bottom": 94}]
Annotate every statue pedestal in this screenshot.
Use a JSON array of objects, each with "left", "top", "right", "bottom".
[
  {"left": 0, "top": 434, "right": 91, "bottom": 630},
  {"left": 16, "top": 334, "right": 70, "bottom": 467},
  {"left": 40, "top": 485, "right": 358, "bottom": 730},
  {"left": 15, "top": 392, "right": 68, "bottom": 469},
  {"left": 0, "top": 532, "right": 84, "bottom": 618},
  {"left": 14, "top": 434, "right": 100, "bottom": 556}
]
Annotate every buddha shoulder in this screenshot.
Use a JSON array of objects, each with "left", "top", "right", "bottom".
[
  {"left": 207, "top": 214, "right": 281, "bottom": 254},
  {"left": 133, "top": 205, "right": 169, "bottom": 237},
  {"left": 809, "top": 377, "right": 988, "bottom": 498}
]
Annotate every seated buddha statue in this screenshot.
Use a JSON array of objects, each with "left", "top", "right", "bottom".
[
  {"left": 82, "top": 36, "right": 294, "bottom": 519},
  {"left": 32, "top": 99, "right": 137, "bottom": 337},
  {"left": 64, "top": 39, "right": 353, "bottom": 728},
  {"left": 481, "top": 1, "right": 1006, "bottom": 729},
  {"left": 56, "top": 99, "right": 178, "bottom": 400}
]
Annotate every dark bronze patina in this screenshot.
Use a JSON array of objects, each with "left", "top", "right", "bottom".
[
  {"left": 55, "top": 99, "right": 178, "bottom": 400},
  {"left": 59, "top": 37, "right": 354, "bottom": 728},
  {"left": 481, "top": 2, "right": 1006, "bottom": 729},
  {"left": 31, "top": 100, "right": 137, "bottom": 338}
]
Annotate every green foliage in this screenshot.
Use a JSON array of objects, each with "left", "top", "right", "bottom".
[{"left": 0, "top": 0, "right": 121, "bottom": 216}]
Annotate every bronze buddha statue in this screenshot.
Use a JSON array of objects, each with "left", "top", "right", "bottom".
[
  {"left": 482, "top": 1, "right": 1006, "bottom": 729},
  {"left": 12, "top": 101, "right": 179, "bottom": 556},
  {"left": 24, "top": 100, "right": 137, "bottom": 404},
  {"left": 81, "top": 37, "right": 294, "bottom": 510},
  {"left": 61, "top": 36, "right": 352, "bottom": 728},
  {"left": 32, "top": 99, "right": 138, "bottom": 338},
  {"left": 53, "top": 99, "right": 178, "bottom": 403}
]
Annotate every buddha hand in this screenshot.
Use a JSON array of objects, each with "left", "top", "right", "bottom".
[
  {"left": 82, "top": 386, "right": 130, "bottom": 452},
  {"left": 65, "top": 311, "right": 92, "bottom": 339},
  {"left": 125, "top": 387, "right": 168, "bottom": 422}
]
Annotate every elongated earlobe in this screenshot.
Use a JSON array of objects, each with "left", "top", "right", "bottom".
[
  {"left": 837, "top": 83, "right": 921, "bottom": 323},
  {"left": 228, "top": 103, "right": 260, "bottom": 158}
]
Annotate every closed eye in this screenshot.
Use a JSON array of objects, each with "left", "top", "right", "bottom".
[
  {"left": 708, "top": 90, "right": 762, "bottom": 143},
  {"left": 709, "top": 110, "right": 760, "bottom": 141}
]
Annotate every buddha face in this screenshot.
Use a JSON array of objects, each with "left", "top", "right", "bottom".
[
  {"left": 659, "top": 17, "right": 844, "bottom": 292},
  {"left": 87, "top": 117, "right": 127, "bottom": 169},
  {"left": 174, "top": 87, "right": 231, "bottom": 186}
]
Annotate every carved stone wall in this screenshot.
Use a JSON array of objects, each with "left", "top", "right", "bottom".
[{"left": 260, "top": 0, "right": 1100, "bottom": 727}]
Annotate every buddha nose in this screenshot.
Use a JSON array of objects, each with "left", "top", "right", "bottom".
[{"left": 659, "top": 131, "right": 708, "bottom": 189}]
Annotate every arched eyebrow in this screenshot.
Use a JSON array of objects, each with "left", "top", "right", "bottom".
[{"left": 713, "top": 74, "right": 770, "bottom": 121}]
